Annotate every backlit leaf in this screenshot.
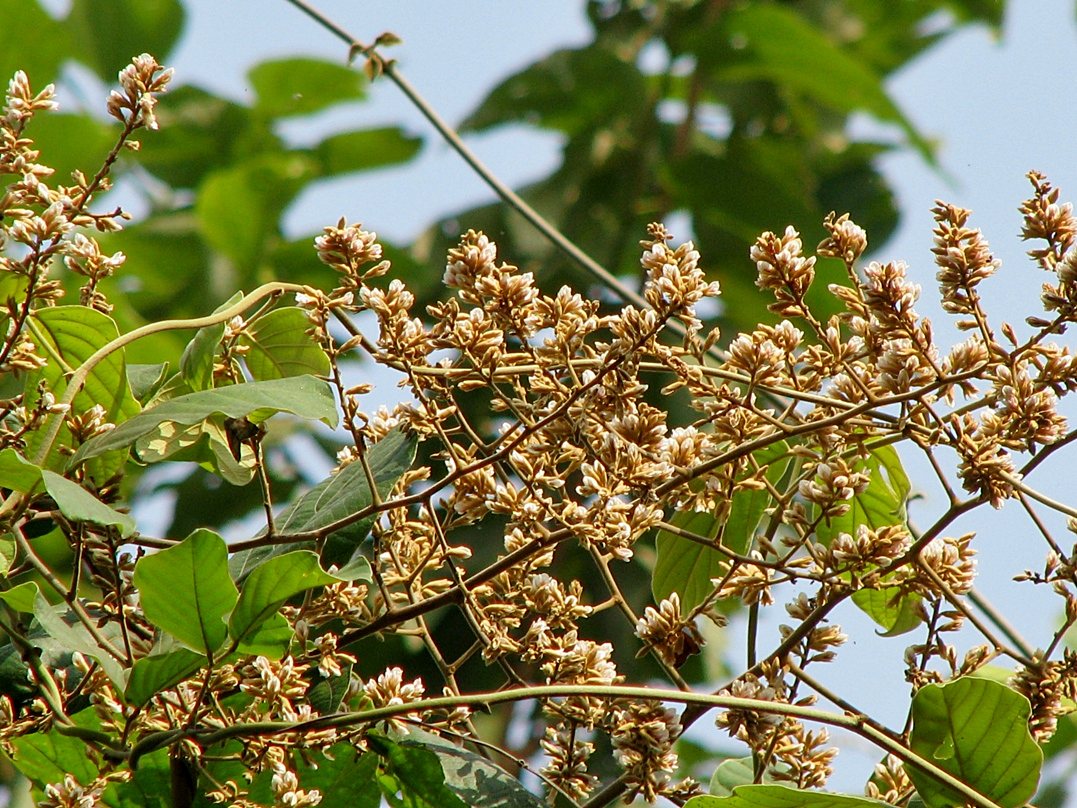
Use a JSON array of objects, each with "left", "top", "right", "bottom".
[{"left": 240, "top": 307, "right": 331, "bottom": 380}]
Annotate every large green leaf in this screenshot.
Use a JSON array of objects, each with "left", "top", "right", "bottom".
[
  {"left": 132, "top": 529, "right": 238, "bottom": 655},
  {"left": 67, "top": 0, "right": 184, "bottom": 81},
  {"left": 228, "top": 550, "right": 336, "bottom": 650},
  {"left": 24, "top": 305, "right": 140, "bottom": 481},
  {"left": 313, "top": 127, "right": 422, "bottom": 176},
  {"left": 687, "top": 785, "right": 889, "bottom": 807},
  {"left": 248, "top": 57, "right": 366, "bottom": 118},
  {"left": 908, "top": 677, "right": 1042, "bottom": 808},
  {"left": 240, "top": 307, "right": 331, "bottom": 381},
  {"left": 229, "top": 428, "right": 417, "bottom": 581},
  {"left": 246, "top": 744, "right": 381, "bottom": 808},
  {"left": 814, "top": 444, "right": 909, "bottom": 547},
  {"left": 69, "top": 375, "right": 338, "bottom": 467},
  {"left": 653, "top": 441, "right": 790, "bottom": 610},
  {"left": 40, "top": 470, "right": 135, "bottom": 537}
]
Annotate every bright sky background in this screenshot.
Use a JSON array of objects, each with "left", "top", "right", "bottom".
[{"left": 161, "top": 0, "right": 1077, "bottom": 798}]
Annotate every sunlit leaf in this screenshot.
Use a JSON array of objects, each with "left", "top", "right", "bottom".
[
  {"left": 851, "top": 586, "right": 922, "bottom": 636},
  {"left": 815, "top": 444, "right": 909, "bottom": 547},
  {"left": 654, "top": 441, "right": 790, "bottom": 610},
  {"left": 24, "top": 306, "right": 140, "bottom": 482},
  {"left": 367, "top": 733, "right": 468, "bottom": 808},
  {"left": 228, "top": 551, "right": 336, "bottom": 649},
  {"left": 0, "top": 448, "right": 44, "bottom": 493},
  {"left": 133, "top": 529, "right": 238, "bottom": 655},
  {"left": 125, "top": 646, "right": 205, "bottom": 706},
  {"left": 240, "top": 307, "right": 331, "bottom": 380},
  {"left": 8, "top": 720, "right": 99, "bottom": 791},
  {"left": 909, "top": 677, "right": 1041, "bottom": 808}
]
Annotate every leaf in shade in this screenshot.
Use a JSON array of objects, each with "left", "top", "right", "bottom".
[
  {"left": 132, "top": 529, "right": 238, "bottom": 655},
  {"left": 240, "top": 307, "right": 331, "bottom": 381},
  {"left": 8, "top": 722, "right": 99, "bottom": 791},
  {"left": 40, "top": 470, "right": 135, "bottom": 537},
  {"left": 307, "top": 664, "right": 353, "bottom": 715},
  {"left": 179, "top": 292, "right": 241, "bottom": 391},
  {"left": 908, "top": 677, "right": 1041, "bottom": 808},
  {"left": 126, "top": 363, "right": 171, "bottom": 404},
  {"left": 70, "top": 375, "right": 338, "bottom": 467},
  {"left": 67, "top": 0, "right": 184, "bottom": 81},
  {"left": 0, "top": 0, "right": 70, "bottom": 87},
  {"left": 367, "top": 733, "right": 468, "bottom": 808},
  {"left": 102, "top": 748, "right": 172, "bottom": 808},
  {"left": 229, "top": 428, "right": 416, "bottom": 582}
]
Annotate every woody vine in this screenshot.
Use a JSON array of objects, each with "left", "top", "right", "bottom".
[{"left": 0, "top": 45, "right": 1075, "bottom": 808}]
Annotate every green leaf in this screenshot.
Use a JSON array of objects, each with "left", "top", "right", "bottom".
[
  {"left": 70, "top": 375, "right": 338, "bottom": 467},
  {"left": 24, "top": 305, "right": 140, "bottom": 481},
  {"left": 653, "top": 510, "right": 723, "bottom": 611},
  {"left": 235, "top": 611, "right": 293, "bottom": 659},
  {"left": 0, "top": 533, "right": 13, "bottom": 575},
  {"left": 248, "top": 58, "right": 366, "bottom": 118},
  {"left": 814, "top": 445, "right": 909, "bottom": 547},
  {"left": 851, "top": 586, "right": 923, "bottom": 637},
  {"left": 102, "top": 748, "right": 171, "bottom": 808},
  {"left": 722, "top": 441, "right": 792, "bottom": 554},
  {"left": 125, "top": 646, "right": 206, "bottom": 706},
  {"left": 307, "top": 664, "right": 353, "bottom": 715},
  {"left": 714, "top": 5, "right": 931, "bottom": 160},
  {"left": 246, "top": 743, "right": 381, "bottom": 808},
  {"left": 653, "top": 441, "right": 790, "bottom": 610},
  {"left": 368, "top": 734, "right": 468, "bottom": 808},
  {"left": 132, "top": 529, "right": 238, "bottom": 654},
  {"left": 8, "top": 724, "right": 99, "bottom": 790},
  {"left": 67, "top": 0, "right": 184, "bottom": 81},
  {"left": 21, "top": 583, "right": 126, "bottom": 686},
  {"left": 688, "top": 785, "right": 890, "bottom": 807},
  {"left": 0, "top": 582, "right": 43, "bottom": 613},
  {"left": 400, "top": 730, "right": 546, "bottom": 808},
  {"left": 0, "top": 0, "right": 70, "bottom": 87},
  {"left": 41, "top": 470, "right": 135, "bottom": 537},
  {"left": 462, "top": 47, "right": 647, "bottom": 137},
  {"left": 229, "top": 551, "right": 336, "bottom": 648},
  {"left": 126, "top": 363, "right": 171, "bottom": 403},
  {"left": 0, "top": 448, "right": 44, "bottom": 493},
  {"left": 314, "top": 127, "right": 422, "bottom": 176},
  {"left": 908, "top": 677, "right": 1042, "bottom": 808},
  {"left": 229, "top": 428, "right": 416, "bottom": 581},
  {"left": 709, "top": 757, "right": 776, "bottom": 797},
  {"left": 19, "top": 112, "right": 117, "bottom": 187},
  {"left": 195, "top": 153, "right": 317, "bottom": 272},
  {"left": 179, "top": 292, "right": 242, "bottom": 391},
  {"left": 240, "top": 307, "right": 331, "bottom": 381}
]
